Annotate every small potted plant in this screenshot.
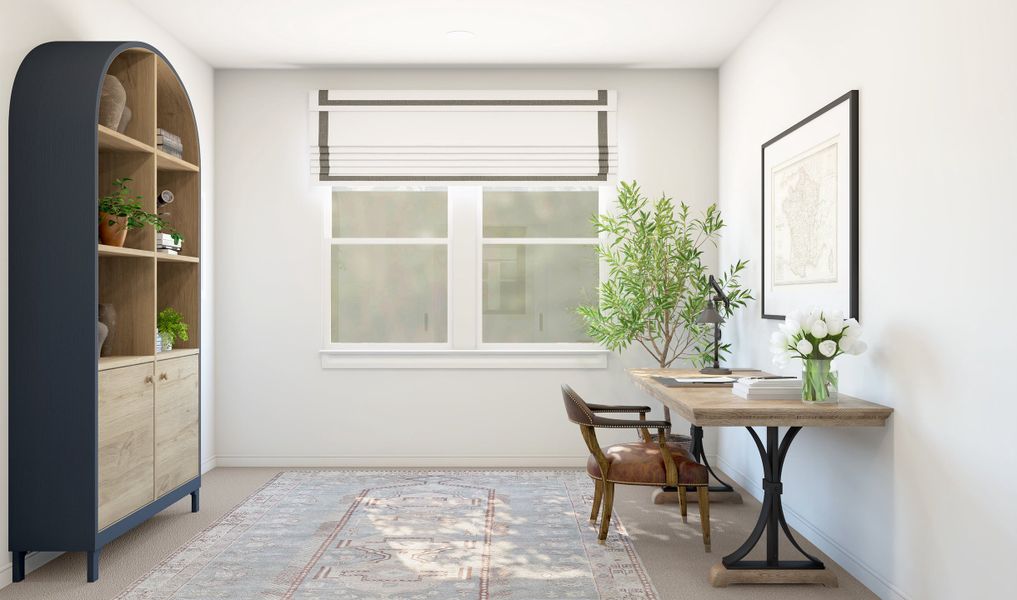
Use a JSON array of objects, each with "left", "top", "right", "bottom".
[
  {"left": 98, "top": 178, "right": 183, "bottom": 247},
  {"left": 770, "top": 308, "right": 867, "bottom": 403},
  {"left": 157, "top": 307, "right": 189, "bottom": 352}
]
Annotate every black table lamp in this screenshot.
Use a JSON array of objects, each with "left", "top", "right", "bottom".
[{"left": 697, "top": 275, "right": 731, "bottom": 375}]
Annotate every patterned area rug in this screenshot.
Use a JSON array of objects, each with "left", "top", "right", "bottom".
[{"left": 116, "top": 471, "right": 658, "bottom": 599}]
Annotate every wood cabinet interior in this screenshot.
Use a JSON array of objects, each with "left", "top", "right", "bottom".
[
  {"left": 99, "top": 256, "right": 156, "bottom": 356},
  {"left": 156, "top": 170, "right": 200, "bottom": 257},
  {"left": 156, "top": 58, "right": 199, "bottom": 166},
  {"left": 97, "top": 50, "right": 200, "bottom": 358},
  {"left": 98, "top": 151, "right": 156, "bottom": 251},
  {"left": 157, "top": 262, "right": 200, "bottom": 349},
  {"left": 105, "top": 50, "right": 156, "bottom": 146}
]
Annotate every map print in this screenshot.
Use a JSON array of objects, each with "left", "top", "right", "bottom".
[{"left": 771, "top": 137, "right": 839, "bottom": 286}]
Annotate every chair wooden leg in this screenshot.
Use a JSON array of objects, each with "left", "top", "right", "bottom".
[
  {"left": 598, "top": 482, "right": 615, "bottom": 543},
  {"left": 698, "top": 486, "right": 711, "bottom": 553},
  {"left": 590, "top": 479, "right": 604, "bottom": 522},
  {"left": 677, "top": 486, "right": 688, "bottom": 522}
]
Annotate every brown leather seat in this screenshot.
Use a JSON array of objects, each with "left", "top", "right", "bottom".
[{"left": 587, "top": 441, "right": 709, "bottom": 486}]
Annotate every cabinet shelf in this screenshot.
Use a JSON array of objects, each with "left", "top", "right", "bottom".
[
  {"left": 157, "top": 348, "right": 200, "bottom": 360},
  {"left": 156, "top": 252, "right": 199, "bottom": 263},
  {"left": 156, "top": 150, "right": 199, "bottom": 172},
  {"left": 98, "top": 125, "right": 154, "bottom": 154},
  {"left": 98, "top": 355, "right": 155, "bottom": 371},
  {"left": 98, "top": 244, "right": 155, "bottom": 259}
]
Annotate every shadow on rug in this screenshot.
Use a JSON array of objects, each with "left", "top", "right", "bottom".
[{"left": 115, "top": 470, "right": 658, "bottom": 599}]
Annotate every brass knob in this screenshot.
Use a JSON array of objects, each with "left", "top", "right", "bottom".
[
  {"left": 144, "top": 375, "right": 153, "bottom": 384},
  {"left": 159, "top": 373, "right": 168, "bottom": 381}
]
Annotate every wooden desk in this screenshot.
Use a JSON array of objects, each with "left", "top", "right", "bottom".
[{"left": 628, "top": 368, "right": 893, "bottom": 588}]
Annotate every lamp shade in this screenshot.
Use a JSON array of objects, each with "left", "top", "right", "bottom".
[{"left": 697, "top": 300, "right": 725, "bottom": 324}]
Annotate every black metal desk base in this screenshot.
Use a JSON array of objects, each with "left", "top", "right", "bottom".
[
  {"left": 723, "top": 426, "right": 824, "bottom": 571},
  {"left": 689, "top": 425, "right": 736, "bottom": 493},
  {"left": 662, "top": 425, "right": 737, "bottom": 495}
]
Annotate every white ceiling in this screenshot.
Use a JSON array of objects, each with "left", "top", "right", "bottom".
[{"left": 128, "top": 0, "right": 778, "bottom": 69}]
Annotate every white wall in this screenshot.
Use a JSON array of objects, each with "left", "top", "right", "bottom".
[
  {"left": 0, "top": 0, "right": 215, "bottom": 585},
  {"left": 213, "top": 69, "right": 718, "bottom": 466},
  {"left": 717, "top": 1, "right": 1017, "bottom": 598}
]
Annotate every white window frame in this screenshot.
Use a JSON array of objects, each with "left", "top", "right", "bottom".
[{"left": 320, "top": 185, "right": 610, "bottom": 369}]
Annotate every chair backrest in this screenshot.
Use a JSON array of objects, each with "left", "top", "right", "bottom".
[{"left": 561, "top": 384, "right": 595, "bottom": 426}]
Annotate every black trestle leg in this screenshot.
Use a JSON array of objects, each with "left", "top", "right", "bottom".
[
  {"left": 191, "top": 489, "right": 200, "bottom": 513},
  {"left": 87, "top": 549, "right": 100, "bottom": 582},
  {"left": 12, "top": 551, "right": 27, "bottom": 582},
  {"left": 662, "top": 425, "right": 738, "bottom": 496},
  {"left": 689, "top": 425, "right": 736, "bottom": 493},
  {"left": 721, "top": 426, "right": 825, "bottom": 571}
]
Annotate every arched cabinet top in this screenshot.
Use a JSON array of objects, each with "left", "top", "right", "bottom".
[{"left": 11, "top": 41, "right": 200, "bottom": 170}]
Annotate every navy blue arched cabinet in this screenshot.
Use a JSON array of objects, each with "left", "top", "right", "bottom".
[{"left": 9, "top": 42, "right": 202, "bottom": 583}]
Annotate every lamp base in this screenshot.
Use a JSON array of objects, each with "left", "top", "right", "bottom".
[{"left": 700, "top": 366, "right": 732, "bottom": 375}]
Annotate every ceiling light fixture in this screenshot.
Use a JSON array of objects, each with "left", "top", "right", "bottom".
[{"left": 445, "top": 30, "right": 476, "bottom": 40}]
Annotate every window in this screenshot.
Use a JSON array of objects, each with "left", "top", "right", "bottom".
[
  {"left": 323, "top": 187, "right": 608, "bottom": 368},
  {"left": 329, "top": 191, "right": 449, "bottom": 344},
  {"left": 481, "top": 191, "right": 601, "bottom": 343}
]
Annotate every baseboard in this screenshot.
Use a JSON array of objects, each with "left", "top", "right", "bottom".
[
  {"left": 214, "top": 454, "right": 589, "bottom": 468},
  {"left": 201, "top": 455, "right": 217, "bottom": 474},
  {"left": 0, "top": 550, "right": 62, "bottom": 589},
  {"left": 715, "top": 455, "right": 910, "bottom": 600}
]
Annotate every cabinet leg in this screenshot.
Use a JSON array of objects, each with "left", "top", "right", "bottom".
[
  {"left": 87, "top": 550, "right": 100, "bottom": 583},
  {"left": 12, "top": 551, "right": 27, "bottom": 582},
  {"left": 191, "top": 489, "right": 200, "bottom": 512}
]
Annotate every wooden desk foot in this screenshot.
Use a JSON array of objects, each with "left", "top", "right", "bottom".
[
  {"left": 651, "top": 488, "right": 743, "bottom": 505},
  {"left": 709, "top": 563, "right": 838, "bottom": 588}
]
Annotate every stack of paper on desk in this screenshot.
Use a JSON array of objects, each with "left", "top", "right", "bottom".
[
  {"left": 733, "top": 377, "right": 803, "bottom": 400},
  {"left": 650, "top": 376, "right": 738, "bottom": 388}
]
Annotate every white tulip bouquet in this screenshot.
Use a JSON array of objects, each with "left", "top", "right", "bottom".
[{"left": 769, "top": 307, "right": 867, "bottom": 402}]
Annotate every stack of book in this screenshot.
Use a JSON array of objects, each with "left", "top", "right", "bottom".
[
  {"left": 157, "top": 232, "right": 181, "bottom": 255},
  {"left": 157, "top": 128, "right": 184, "bottom": 158},
  {"left": 733, "top": 377, "right": 803, "bottom": 400}
]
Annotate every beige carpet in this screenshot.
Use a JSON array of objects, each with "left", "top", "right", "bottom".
[{"left": 0, "top": 468, "right": 876, "bottom": 600}]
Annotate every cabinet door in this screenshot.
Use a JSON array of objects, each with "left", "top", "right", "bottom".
[
  {"left": 99, "top": 362, "right": 155, "bottom": 530},
  {"left": 155, "top": 355, "right": 199, "bottom": 497}
]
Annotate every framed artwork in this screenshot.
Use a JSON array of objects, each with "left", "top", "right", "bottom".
[{"left": 761, "top": 90, "right": 858, "bottom": 320}]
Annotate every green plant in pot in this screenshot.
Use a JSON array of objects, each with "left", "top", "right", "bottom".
[
  {"left": 98, "top": 178, "right": 182, "bottom": 247},
  {"left": 157, "top": 307, "right": 189, "bottom": 352},
  {"left": 577, "top": 181, "right": 752, "bottom": 370}
]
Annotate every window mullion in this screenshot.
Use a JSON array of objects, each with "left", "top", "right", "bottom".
[{"left": 448, "top": 186, "right": 481, "bottom": 350}]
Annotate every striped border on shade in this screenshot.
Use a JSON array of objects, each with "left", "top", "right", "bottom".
[{"left": 309, "top": 90, "right": 617, "bottom": 184}]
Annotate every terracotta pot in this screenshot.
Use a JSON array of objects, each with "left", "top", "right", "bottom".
[{"left": 98, "top": 212, "right": 128, "bottom": 247}]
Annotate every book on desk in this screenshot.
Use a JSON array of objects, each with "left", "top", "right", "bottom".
[{"left": 651, "top": 374, "right": 803, "bottom": 400}]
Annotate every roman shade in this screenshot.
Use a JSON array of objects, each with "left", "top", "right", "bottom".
[{"left": 309, "top": 90, "right": 617, "bottom": 183}]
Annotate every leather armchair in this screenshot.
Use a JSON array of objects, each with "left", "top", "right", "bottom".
[{"left": 562, "top": 384, "right": 711, "bottom": 551}]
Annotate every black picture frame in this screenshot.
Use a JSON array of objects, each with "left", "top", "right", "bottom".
[{"left": 760, "top": 90, "right": 859, "bottom": 320}]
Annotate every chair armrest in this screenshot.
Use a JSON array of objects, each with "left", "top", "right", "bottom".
[
  {"left": 591, "top": 415, "right": 671, "bottom": 429},
  {"left": 586, "top": 403, "right": 652, "bottom": 414}
]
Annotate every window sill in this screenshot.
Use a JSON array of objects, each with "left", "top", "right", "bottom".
[{"left": 319, "top": 348, "right": 610, "bottom": 369}]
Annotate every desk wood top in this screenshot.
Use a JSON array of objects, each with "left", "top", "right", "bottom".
[{"left": 628, "top": 368, "right": 893, "bottom": 428}]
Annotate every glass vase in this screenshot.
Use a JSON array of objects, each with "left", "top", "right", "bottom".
[{"left": 802, "top": 359, "right": 838, "bottom": 403}]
